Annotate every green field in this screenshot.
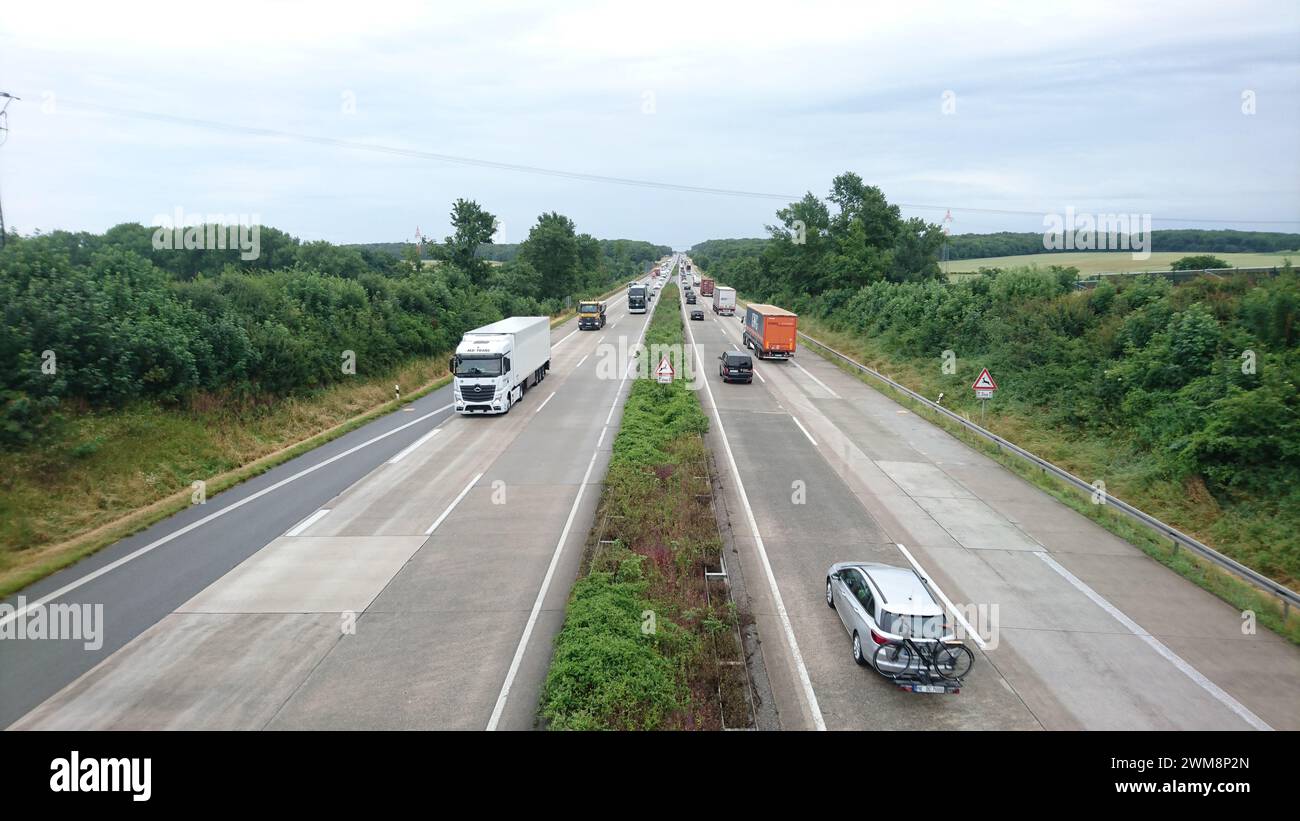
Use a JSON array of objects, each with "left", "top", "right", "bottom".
[{"left": 946, "top": 250, "right": 1298, "bottom": 276}]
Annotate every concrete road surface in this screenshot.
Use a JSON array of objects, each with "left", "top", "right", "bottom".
[
  {"left": 7, "top": 278, "right": 661, "bottom": 730},
  {"left": 681, "top": 276, "right": 1300, "bottom": 731}
]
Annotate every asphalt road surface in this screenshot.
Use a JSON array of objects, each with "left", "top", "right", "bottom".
[
  {"left": 5, "top": 276, "right": 662, "bottom": 730},
  {"left": 680, "top": 275, "right": 1299, "bottom": 731}
]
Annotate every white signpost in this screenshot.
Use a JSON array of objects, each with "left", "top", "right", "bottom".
[
  {"left": 656, "top": 355, "right": 675, "bottom": 384},
  {"left": 971, "top": 368, "right": 997, "bottom": 423}
]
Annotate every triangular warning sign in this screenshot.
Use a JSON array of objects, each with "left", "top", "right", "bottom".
[
  {"left": 971, "top": 368, "right": 997, "bottom": 391},
  {"left": 656, "top": 355, "right": 675, "bottom": 383}
]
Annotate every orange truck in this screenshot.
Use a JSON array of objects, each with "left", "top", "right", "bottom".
[
  {"left": 700, "top": 277, "right": 715, "bottom": 296},
  {"left": 743, "top": 304, "right": 798, "bottom": 359}
]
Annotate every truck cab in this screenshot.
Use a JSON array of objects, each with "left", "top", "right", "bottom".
[{"left": 578, "top": 300, "right": 606, "bottom": 330}]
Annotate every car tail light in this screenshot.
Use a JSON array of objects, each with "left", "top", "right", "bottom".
[{"left": 870, "top": 630, "right": 891, "bottom": 645}]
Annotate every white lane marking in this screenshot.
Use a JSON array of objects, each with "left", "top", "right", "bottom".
[
  {"left": 0, "top": 402, "right": 456, "bottom": 629},
  {"left": 387, "top": 428, "right": 441, "bottom": 464},
  {"left": 575, "top": 354, "right": 589, "bottom": 370},
  {"left": 424, "top": 472, "right": 483, "bottom": 535},
  {"left": 753, "top": 367, "right": 767, "bottom": 384},
  {"left": 791, "top": 416, "right": 818, "bottom": 447},
  {"left": 610, "top": 318, "right": 619, "bottom": 329},
  {"left": 1035, "top": 551, "right": 1271, "bottom": 731},
  {"left": 792, "top": 361, "right": 842, "bottom": 399},
  {"left": 554, "top": 329, "right": 578, "bottom": 348},
  {"left": 535, "top": 391, "right": 557, "bottom": 414},
  {"left": 684, "top": 320, "right": 826, "bottom": 731},
  {"left": 285, "top": 508, "right": 330, "bottom": 538},
  {"left": 894, "top": 543, "right": 987, "bottom": 650},
  {"left": 488, "top": 297, "right": 656, "bottom": 730}
]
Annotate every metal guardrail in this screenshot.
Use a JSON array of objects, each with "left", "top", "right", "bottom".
[{"left": 796, "top": 330, "right": 1300, "bottom": 615}]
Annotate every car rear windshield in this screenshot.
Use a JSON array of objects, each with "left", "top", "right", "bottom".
[
  {"left": 879, "top": 611, "right": 946, "bottom": 640},
  {"left": 725, "top": 354, "right": 752, "bottom": 367}
]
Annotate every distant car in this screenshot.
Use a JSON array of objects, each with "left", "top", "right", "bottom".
[
  {"left": 825, "top": 561, "right": 954, "bottom": 673},
  {"left": 686, "top": 293, "right": 697, "bottom": 304},
  {"left": 690, "top": 309, "right": 704, "bottom": 321},
  {"left": 718, "top": 351, "right": 752, "bottom": 383}
]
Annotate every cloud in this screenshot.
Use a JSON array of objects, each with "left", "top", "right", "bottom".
[{"left": 1, "top": 0, "right": 1297, "bottom": 247}]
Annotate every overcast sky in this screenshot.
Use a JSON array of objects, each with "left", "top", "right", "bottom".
[{"left": 2, "top": 0, "right": 1298, "bottom": 249}]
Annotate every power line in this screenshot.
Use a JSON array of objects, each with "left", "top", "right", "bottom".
[{"left": 41, "top": 97, "right": 1300, "bottom": 227}]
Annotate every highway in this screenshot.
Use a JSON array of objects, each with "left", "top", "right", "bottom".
[
  {"left": 679, "top": 270, "right": 1300, "bottom": 731},
  {"left": 5, "top": 277, "right": 660, "bottom": 730},
  {"left": 7, "top": 256, "right": 1298, "bottom": 732}
]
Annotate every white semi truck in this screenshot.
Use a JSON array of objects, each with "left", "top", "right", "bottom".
[
  {"left": 712, "top": 286, "right": 737, "bottom": 316},
  {"left": 451, "top": 317, "right": 551, "bottom": 415}
]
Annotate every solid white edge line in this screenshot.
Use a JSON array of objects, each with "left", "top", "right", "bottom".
[
  {"left": 488, "top": 297, "right": 656, "bottom": 730},
  {"left": 534, "top": 391, "right": 557, "bottom": 414},
  {"left": 791, "top": 416, "right": 818, "bottom": 447},
  {"left": 1035, "top": 551, "right": 1271, "bottom": 731},
  {"left": 0, "top": 402, "right": 456, "bottom": 629},
  {"left": 387, "top": 427, "right": 442, "bottom": 464},
  {"left": 285, "top": 508, "right": 331, "bottom": 538},
  {"left": 792, "top": 361, "right": 842, "bottom": 399},
  {"left": 596, "top": 426, "right": 608, "bottom": 448},
  {"left": 684, "top": 313, "right": 827, "bottom": 731},
  {"left": 424, "top": 472, "right": 483, "bottom": 535},
  {"left": 894, "top": 543, "right": 986, "bottom": 650}
]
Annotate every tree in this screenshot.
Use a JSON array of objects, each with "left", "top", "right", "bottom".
[
  {"left": 520, "top": 212, "right": 580, "bottom": 299},
  {"left": 1171, "top": 254, "right": 1230, "bottom": 271},
  {"left": 444, "top": 199, "right": 498, "bottom": 284}
]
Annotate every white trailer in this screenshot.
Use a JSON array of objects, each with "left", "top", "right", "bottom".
[
  {"left": 712, "top": 286, "right": 737, "bottom": 316},
  {"left": 452, "top": 316, "right": 551, "bottom": 415}
]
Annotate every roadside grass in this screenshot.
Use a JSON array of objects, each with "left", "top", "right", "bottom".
[
  {"left": 540, "top": 278, "right": 753, "bottom": 729},
  {"left": 946, "top": 250, "right": 1297, "bottom": 277},
  {"left": 790, "top": 316, "right": 1300, "bottom": 644},
  {"left": 0, "top": 356, "right": 455, "bottom": 597}
]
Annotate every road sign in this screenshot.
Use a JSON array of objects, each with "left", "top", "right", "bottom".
[
  {"left": 971, "top": 368, "right": 997, "bottom": 392},
  {"left": 975, "top": 389, "right": 993, "bottom": 399},
  {"left": 656, "top": 355, "right": 675, "bottom": 384}
]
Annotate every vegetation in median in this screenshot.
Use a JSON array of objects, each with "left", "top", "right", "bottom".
[{"left": 540, "top": 280, "right": 752, "bottom": 730}]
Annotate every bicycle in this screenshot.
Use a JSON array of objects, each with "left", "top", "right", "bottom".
[{"left": 872, "top": 635, "right": 974, "bottom": 682}]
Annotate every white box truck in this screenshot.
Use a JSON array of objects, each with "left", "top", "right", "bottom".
[
  {"left": 451, "top": 317, "right": 551, "bottom": 415},
  {"left": 712, "top": 286, "right": 737, "bottom": 316}
]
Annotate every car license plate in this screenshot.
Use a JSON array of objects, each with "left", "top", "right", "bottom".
[{"left": 913, "top": 684, "right": 946, "bottom": 694}]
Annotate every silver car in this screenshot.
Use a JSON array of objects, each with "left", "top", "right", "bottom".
[{"left": 825, "top": 561, "right": 952, "bottom": 674}]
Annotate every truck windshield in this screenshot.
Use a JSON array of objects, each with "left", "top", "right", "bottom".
[
  {"left": 455, "top": 356, "right": 503, "bottom": 377},
  {"left": 580, "top": 305, "right": 599, "bottom": 313}
]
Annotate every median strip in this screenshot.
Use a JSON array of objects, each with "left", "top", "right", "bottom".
[{"left": 538, "top": 278, "right": 757, "bottom": 730}]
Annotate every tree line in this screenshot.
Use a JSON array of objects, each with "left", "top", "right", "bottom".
[
  {"left": 692, "top": 229, "right": 1300, "bottom": 266},
  {"left": 0, "top": 200, "right": 669, "bottom": 446}
]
